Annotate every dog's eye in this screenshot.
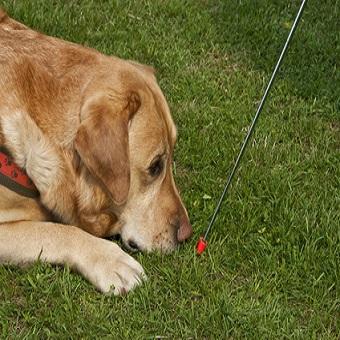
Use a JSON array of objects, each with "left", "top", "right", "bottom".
[{"left": 148, "top": 157, "right": 164, "bottom": 177}]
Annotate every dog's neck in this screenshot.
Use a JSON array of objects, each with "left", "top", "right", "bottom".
[{"left": 0, "top": 147, "right": 39, "bottom": 198}]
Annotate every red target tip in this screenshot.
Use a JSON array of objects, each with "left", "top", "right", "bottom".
[{"left": 196, "top": 237, "right": 207, "bottom": 255}]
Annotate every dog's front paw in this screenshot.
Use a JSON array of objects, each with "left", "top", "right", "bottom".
[{"left": 81, "top": 239, "right": 146, "bottom": 295}]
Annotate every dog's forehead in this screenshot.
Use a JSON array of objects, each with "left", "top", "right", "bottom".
[
  {"left": 128, "top": 93, "right": 176, "bottom": 165},
  {"left": 155, "top": 101, "right": 176, "bottom": 148},
  {"left": 146, "top": 81, "right": 177, "bottom": 147},
  {"left": 130, "top": 104, "right": 174, "bottom": 152},
  {"left": 122, "top": 60, "right": 177, "bottom": 147}
]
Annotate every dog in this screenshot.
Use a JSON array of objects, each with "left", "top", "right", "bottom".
[{"left": 0, "top": 10, "right": 192, "bottom": 295}]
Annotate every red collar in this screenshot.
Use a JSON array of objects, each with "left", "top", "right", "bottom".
[{"left": 0, "top": 147, "right": 39, "bottom": 198}]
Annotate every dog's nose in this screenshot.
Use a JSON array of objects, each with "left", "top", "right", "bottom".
[
  {"left": 176, "top": 218, "right": 193, "bottom": 243},
  {"left": 127, "top": 239, "right": 140, "bottom": 252}
]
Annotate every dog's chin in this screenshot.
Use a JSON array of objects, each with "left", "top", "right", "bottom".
[
  {"left": 114, "top": 218, "right": 179, "bottom": 253},
  {"left": 119, "top": 231, "right": 178, "bottom": 254}
]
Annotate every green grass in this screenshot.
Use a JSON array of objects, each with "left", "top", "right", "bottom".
[{"left": 1, "top": 0, "right": 339, "bottom": 338}]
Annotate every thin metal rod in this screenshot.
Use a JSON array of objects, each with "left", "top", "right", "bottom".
[{"left": 203, "top": 0, "right": 307, "bottom": 240}]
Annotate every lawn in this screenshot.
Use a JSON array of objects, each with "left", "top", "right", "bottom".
[{"left": 0, "top": 0, "right": 339, "bottom": 338}]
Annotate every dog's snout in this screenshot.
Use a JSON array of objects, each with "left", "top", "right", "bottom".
[{"left": 174, "top": 215, "right": 193, "bottom": 243}]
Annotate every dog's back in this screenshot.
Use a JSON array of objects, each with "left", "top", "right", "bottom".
[
  {"left": 0, "top": 8, "right": 99, "bottom": 66},
  {"left": 0, "top": 9, "right": 29, "bottom": 30},
  {"left": 0, "top": 9, "right": 103, "bottom": 147}
]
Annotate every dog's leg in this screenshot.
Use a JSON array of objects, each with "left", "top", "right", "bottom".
[{"left": 0, "top": 221, "right": 145, "bottom": 294}]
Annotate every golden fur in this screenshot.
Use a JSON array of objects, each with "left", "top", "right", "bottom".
[{"left": 0, "top": 10, "right": 192, "bottom": 294}]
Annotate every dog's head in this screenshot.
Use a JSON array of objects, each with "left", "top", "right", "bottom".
[{"left": 74, "top": 59, "right": 192, "bottom": 252}]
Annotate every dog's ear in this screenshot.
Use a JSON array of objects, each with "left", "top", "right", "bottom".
[{"left": 75, "top": 93, "right": 140, "bottom": 205}]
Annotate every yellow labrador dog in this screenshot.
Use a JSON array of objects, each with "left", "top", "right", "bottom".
[{"left": 0, "top": 10, "right": 192, "bottom": 295}]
